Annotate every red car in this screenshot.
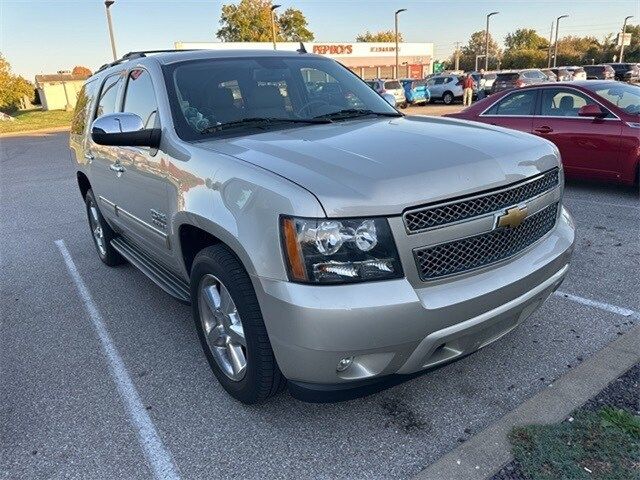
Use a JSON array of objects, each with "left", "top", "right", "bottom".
[{"left": 445, "top": 81, "right": 640, "bottom": 186}]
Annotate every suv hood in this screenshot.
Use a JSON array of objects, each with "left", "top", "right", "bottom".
[{"left": 199, "top": 116, "right": 559, "bottom": 217}]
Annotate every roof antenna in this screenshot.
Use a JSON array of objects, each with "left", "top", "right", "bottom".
[{"left": 297, "top": 42, "right": 307, "bottom": 54}]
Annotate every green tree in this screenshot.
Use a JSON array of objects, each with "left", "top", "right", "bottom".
[
  {"left": 356, "top": 30, "right": 403, "bottom": 42},
  {"left": 555, "top": 35, "right": 602, "bottom": 66},
  {"left": 0, "top": 54, "right": 34, "bottom": 112},
  {"left": 452, "top": 30, "right": 501, "bottom": 71},
  {"left": 504, "top": 28, "right": 548, "bottom": 51},
  {"left": 217, "top": 0, "right": 313, "bottom": 42},
  {"left": 72, "top": 65, "right": 92, "bottom": 77}
]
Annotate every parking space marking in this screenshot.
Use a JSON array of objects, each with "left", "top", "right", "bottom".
[
  {"left": 55, "top": 240, "right": 181, "bottom": 480},
  {"left": 554, "top": 290, "right": 639, "bottom": 319}
]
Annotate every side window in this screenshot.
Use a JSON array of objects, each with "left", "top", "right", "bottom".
[
  {"left": 95, "top": 74, "right": 123, "bottom": 118},
  {"left": 539, "top": 88, "right": 612, "bottom": 118},
  {"left": 484, "top": 90, "right": 537, "bottom": 116},
  {"left": 71, "top": 80, "right": 98, "bottom": 135},
  {"left": 123, "top": 69, "right": 159, "bottom": 128}
]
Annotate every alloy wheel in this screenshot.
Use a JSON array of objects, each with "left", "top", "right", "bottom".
[{"left": 88, "top": 203, "right": 107, "bottom": 257}]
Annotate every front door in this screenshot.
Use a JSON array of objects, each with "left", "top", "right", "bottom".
[
  {"left": 115, "top": 68, "right": 173, "bottom": 263},
  {"left": 88, "top": 72, "right": 126, "bottom": 228},
  {"left": 533, "top": 87, "right": 622, "bottom": 180}
]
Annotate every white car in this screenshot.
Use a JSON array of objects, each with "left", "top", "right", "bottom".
[{"left": 366, "top": 79, "right": 407, "bottom": 108}]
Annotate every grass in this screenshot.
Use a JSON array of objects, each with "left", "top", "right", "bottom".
[
  {"left": 509, "top": 407, "right": 640, "bottom": 480},
  {"left": 0, "top": 109, "right": 72, "bottom": 134}
]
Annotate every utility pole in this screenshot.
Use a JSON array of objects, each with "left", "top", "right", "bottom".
[
  {"left": 395, "top": 9, "right": 407, "bottom": 79},
  {"left": 485, "top": 12, "right": 499, "bottom": 71},
  {"left": 454, "top": 41, "right": 461, "bottom": 71},
  {"left": 270, "top": 4, "right": 281, "bottom": 50},
  {"left": 104, "top": 1, "right": 117, "bottom": 61},
  {"left": 553, "top": 15, "right": 568, "bottom": 68},
  {"left": 620, "top": 16, "right": 634, "bottom": 63},
  {"left": 547, "top": 21, "right": 554, "bottom": 68}
]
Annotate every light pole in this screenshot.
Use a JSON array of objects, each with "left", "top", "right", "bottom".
[
  {"left": 104, "top": 0, "right": 117, "bottom": 61},
  {"left": 547, "top": 21, "right": 554, "bottom": 68},
  {"left": 395, "top": 9, "right": 407, "bottom": 79},
  {"left": 620, "top": 16, "right": 633, "bottom": 62},
  {"left": 553, "top": 15, "right": 568, "bottom": 67},
  {"left": 485, "top": 11, "right": 499, "bottom": 71},
  {"left": 270, "top": 4, "right": 281, "bottom": 50}
]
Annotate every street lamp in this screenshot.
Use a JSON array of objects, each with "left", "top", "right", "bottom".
[
  {"left": 620, "top": 16, "right": 634, "bottom": 63},
  {"left": 270, "top": 4, "right": 281, "bottom": 50},
  {"left": 395, "top": 8, "right": 407, "bottom": 79},
  {"left": 485, "top": 11, "right": 499, "bottom": 71},
  {"left": 553, "top": 15, "right": 569, "bottom": 67},
  {"left": 104, "top": 0, "right": 117, "bottom": 61}
]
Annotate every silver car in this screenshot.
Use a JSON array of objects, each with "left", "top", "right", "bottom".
[
  {"left": 70, "top": 49, "right": 575, "bottom": 403},
  {"left": 425, "top": 74, "right": 465, "bottom": 104}
]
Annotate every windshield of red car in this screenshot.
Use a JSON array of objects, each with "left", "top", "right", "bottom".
[{"left": 585, "top": 83, "right": 640, "bottom": 115}]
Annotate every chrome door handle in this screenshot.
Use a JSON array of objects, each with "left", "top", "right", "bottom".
[{"left": 109, "top": 164, "right": 126, "bottom": 173}]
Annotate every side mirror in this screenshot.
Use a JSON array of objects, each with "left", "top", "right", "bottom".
[
  {"left": 578, "top": 104, "right": 606, "bottom": 118},
  {"left": 91, "top": 113, "right": 160, "bottom": 148},
  {"left": 381, "top": 93, "right": 396, "bottom": 107}
]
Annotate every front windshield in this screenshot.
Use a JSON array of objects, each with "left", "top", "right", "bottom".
[
  {"left": 585, "top": 83, "right": 640, "bottom": 115},
  {"left": 162, "top": 56, "right": 399, "bottom": 140}
]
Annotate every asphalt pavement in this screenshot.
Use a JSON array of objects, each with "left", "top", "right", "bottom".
[{"left": 1, "top": 132, "right": 638, "bottom": 479}]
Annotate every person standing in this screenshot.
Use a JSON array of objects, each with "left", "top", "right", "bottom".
[{"left": 463, "top": 74, "right": 474, "bottom": 106}]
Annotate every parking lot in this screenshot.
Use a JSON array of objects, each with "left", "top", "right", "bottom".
[{"left": 1, "top": 131, "right": 638, "bottom": 479}]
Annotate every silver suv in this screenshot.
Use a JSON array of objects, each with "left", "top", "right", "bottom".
[{"left": 70, "top": 49, "right": 575, "bottom": 403}]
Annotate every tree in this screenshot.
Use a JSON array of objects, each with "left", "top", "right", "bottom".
[
  {"left": 504, "top": 28, "right": 548, "bottom": 51},
  {"left": 217, "top": 0, "right": 313, "bottom": 42},
  {"left": 451, "top": 30, "right": 501, "bottom": 71},
  {"left": 356, "top": 30, "right": 403, "bottom": 43},
  {"left": 72, "top": 65, "right": 92, "bottom": 77},
  {"left": 0, "top": 54, "right": 34, "bottom": 112},
  {"left": 555, "top": 35, "right": 602, "bottom": 66}
]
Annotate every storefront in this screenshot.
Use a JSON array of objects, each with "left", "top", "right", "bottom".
[{"left": 175, "top": 41, "right": 434, "bottom": 79}]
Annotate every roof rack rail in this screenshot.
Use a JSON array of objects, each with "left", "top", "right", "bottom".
[{"left": 95, "top": 49, "right": 197, "bottom": 74}]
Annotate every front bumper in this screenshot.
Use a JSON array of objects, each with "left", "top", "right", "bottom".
[{"left": 253, "top": 207, "right": 575, "bottom": 385}]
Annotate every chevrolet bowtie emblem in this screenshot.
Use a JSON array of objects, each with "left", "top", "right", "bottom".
[{"left": 497, "top": 206, "right": 528, "bottom": 229}]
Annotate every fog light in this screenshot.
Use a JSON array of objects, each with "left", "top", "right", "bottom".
[{"left": 336, "top": 356, "right": 354, "bottom": 372}]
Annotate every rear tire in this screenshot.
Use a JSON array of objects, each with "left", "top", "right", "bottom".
[
  {"left": 85, "top": 189, "right": 124, "bottom": 266},
  {"left": 443, "top": 92, "right": 454, "bottom": 105},
  {"left": 191, "top": 245, "right": 286, "bottom": 404},
  {"left": 399, "top": 102, "right": 408, "bottom": 109}
]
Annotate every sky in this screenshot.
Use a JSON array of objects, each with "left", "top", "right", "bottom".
[{"left": 1, "top": 0, "right": 638, "bottom": 80}]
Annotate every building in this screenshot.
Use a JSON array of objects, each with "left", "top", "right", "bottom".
[
  {"left": 175, "top": 41, "right": 434, "bottom": 79},
  {"left": 35, "top": 72, "right": 90, "bottom": 111}
]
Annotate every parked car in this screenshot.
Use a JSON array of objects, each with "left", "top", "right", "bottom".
[
  {"left": 564, "top": 67, "right": 586, "bottom": 81},
  {"left": 70, "top": 49, "right": 575, "bottom": 403},
  {"left": 482, "top": 72, "right": 498, "bottom": 93},
  {"left": 445, "top": 81, "right": 640, "bottom": 186},
  {"left": 541, "top": 69, "right": 557, "bottom": 82},
  {"left": 605, "top": 63, "right": 640, "bottom": 83},
  {"left": 425, "top": 74, "right": 465, "bottom": 104},
  {"left": 366, "top": 79, "right": 407, "bottom": 108},
  {"left": 583, "top": 65, "right": 615, "bottom": 80},
  {"left": 400, "top": 78, "right": 430, "bottom": 105},
  {"left": 490, "top": 69, "right": 548, "bottom": 93},
  {"left": 550, "top": 68, "right": 573, "bottom": 82}
]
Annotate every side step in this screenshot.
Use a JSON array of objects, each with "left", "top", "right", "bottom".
[{"left": 111, "top": 237, "right": 191, "bottom": 303}]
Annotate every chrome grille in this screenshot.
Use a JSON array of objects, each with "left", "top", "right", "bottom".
[
  {"left": 414, "top": 202, "right": 559, "bottom": 281},
  {"left": 404, "top": 169, "right": 559, "bottom": 233}
]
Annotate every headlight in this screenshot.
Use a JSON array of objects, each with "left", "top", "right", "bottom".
[{"left": 280, "top": 216, "right": 403, "bottom": 284}]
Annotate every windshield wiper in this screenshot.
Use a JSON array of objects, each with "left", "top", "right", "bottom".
[
  {"left": 200, "top": 116, "right": 332, "bottom": 134},
  {"left": 314, "top": 109, "right": 402, "bottom": 121}
]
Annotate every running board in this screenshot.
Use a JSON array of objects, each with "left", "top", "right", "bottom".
[{"left": 111, "top": 237, "right": 191, "bottom": 303}]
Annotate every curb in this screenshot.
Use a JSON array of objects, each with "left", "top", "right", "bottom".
[
  {"left": 413, "top": 324, "right": 640, "bottom": 480},
  {"left": 0, "top": 126, "right": 70, "bottom": 138}
]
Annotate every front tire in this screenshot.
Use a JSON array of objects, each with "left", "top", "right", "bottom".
[
  {"left": 85, "top": 189, "right": 124, "bottom": 266},
  {"left": 191, "top": 245, "right": 286, "bottom": 404}
]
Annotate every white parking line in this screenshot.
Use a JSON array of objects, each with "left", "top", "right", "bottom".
[
  {"left": 55, "top": 240, "right": 181, "bottom": 480},
  {"left": 554, "top": 290, "right": 640, "bottom": 319}
]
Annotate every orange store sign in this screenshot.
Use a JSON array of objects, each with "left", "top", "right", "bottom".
[{"left": 312, "top": 44, "right": 353, "bottom": 55}]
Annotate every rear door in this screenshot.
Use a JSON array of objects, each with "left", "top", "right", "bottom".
[
  {"left": 479, "top": 89, "right": 537, "bottom": 132},
  {"left": 532, "top": 87, "right": 622, "bottom": 179},
  {"left": 88, "top": 72, "right": 126, "bottom": 226}
]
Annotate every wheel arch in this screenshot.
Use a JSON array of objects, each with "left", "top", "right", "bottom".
[{"left": 77, "top": 171, "right": 91, "bottom": 199}]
